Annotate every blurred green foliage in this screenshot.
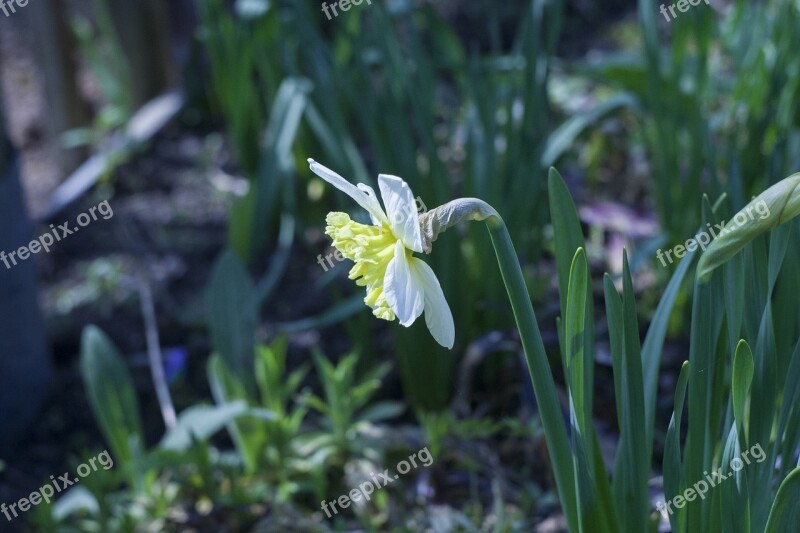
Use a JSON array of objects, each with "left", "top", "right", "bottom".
[
  {"left": 197, "top": 0, "right": 582, "bottom": 410},
  {"left": 39, "top": 0, "right": 800, "bottom": 529},
  {"left": 195, "top": 0, "right": 800, "bottom": 411},
  {"left": 61, "top": 173, "right": 800, "bottom": 530},
  {"left": 588, "top": 0, "right": 800, "bottom": 239}
]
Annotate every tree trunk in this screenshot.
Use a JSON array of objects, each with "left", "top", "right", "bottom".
[{"left": 0, "top": 101, "right": 54, "bottom": 454}]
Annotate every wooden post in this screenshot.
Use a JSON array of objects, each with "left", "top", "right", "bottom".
[
  {"left": 108, "top": 0, "right": 173, "bottom": 106},
  {"left": 25, "top": 0, "right": 90, "bottom": 173}
]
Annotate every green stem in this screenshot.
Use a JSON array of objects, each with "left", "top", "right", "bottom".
[{"left": 485, "top": 214, "right": 579, "bottom": 531}]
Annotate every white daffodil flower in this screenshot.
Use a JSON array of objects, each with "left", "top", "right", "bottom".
[{"left": 308, "top": 158, "right": 455, "bottom": 349}]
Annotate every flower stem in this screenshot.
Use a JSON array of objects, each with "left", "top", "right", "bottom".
[{"left": 485, "top": 214, "right": 579, "bottom": 531}]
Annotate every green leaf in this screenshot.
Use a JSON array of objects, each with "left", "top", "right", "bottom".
[
  {"left": 357, "top": 401, "right": 405, "bottom": 423},
  {"left": 766, "top": 222, "right": 791, "bottom": 293},
  {"left": 548, "top": 167, "right": 595, "bottom": 431},
  {"left": 685, "top": 257, "right": 725, "bottom": 531},
  {"left": 485, "top": 217, "right": 578, "bottom": 532},
  {"left": 751, "top": 304, "right": 778, "bottom": 460},
  {"left": 764, "top": 467, "right": 800, "bottom": 533},
  {"left": 51, "top": 486, "right": 100, "bottom": 520},
  {"left": 564, "top": 248, "right": 607, "bottom": 531},
  {"left": 723, "top": 249, "right": 745, "bottom": 354},
  {"left": 604, "top": 274, "right": 625, "bottom": 428},
  {"left": 254, "top": 213, "right": 296, "bottom": 307},
  {"left": 719, "top": 425, "right": 750, "bottom": 533},
  {"left": 79, "top": 325, "right": 143, "bottom": 465},
  {"left": 247, "top": 77, "right": 309, "bottom": 257},
  {"left": 776, "top": 339, "right": 800, "bottom": 481},
  {"left": 605, "top": 252, "right": 648, "bottom": 533},
  {"left": 641, "top": 238, "right": 696, "bottom": 443},
  {"left": 542, "top": 93, "right": 637, "bottom": 167},
  {"left": 547, "top": 167, "right": 585, "bottom": 321},
  {"left": 565, "top": 248, "right": 589, "bottom": 431},
  {"left": 207, "top": 356, "right": 264, "bottom": 473},
  {"left": 276, "top": 294, "right": 364, "bottom": 332},
  {"left": 159, "top": 401, "right": 251, "bottom": 451},
  {"left": 206, "top": 250, "right": 257, "bottom": 392},
  {"left": 731, "top": 340, "right": 754, "bottom": 438},
  {"left": 663, "top": 361, "right": 690, "bottom": 533}
]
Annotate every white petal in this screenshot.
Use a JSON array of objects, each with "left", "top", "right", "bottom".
[
  {"left": 384, "top": 241, "right": 424, "bottom": 326},
  {"left": 378, "top": 174, "right": 423, "bottom": 253},
  {"left": 308, "top": 159, "right": 388, "bottom": 225},
  {"left": 409, "top": 258, "right": 455, "bottom": 349},
  {"left": 358, "top": 184, "right": 384, "bottom": 226}
]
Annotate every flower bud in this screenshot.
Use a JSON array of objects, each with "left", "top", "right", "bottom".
[
  {"left": 697, "top": 173, "right": 800, "bottom": 282},
  {"left": 419, "top": 198, "right": 499, "bottom": 253}
]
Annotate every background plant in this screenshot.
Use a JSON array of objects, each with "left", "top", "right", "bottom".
[
  {"left": 496, "top": 170, "right": 800, "bottom": 532},
  {"left": 12, "top": 0, "right": 800, "bottom": 530}
]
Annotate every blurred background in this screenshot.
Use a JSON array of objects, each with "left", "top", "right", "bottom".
[{"left": 0, "top": 0, "right": 798, "bottom": 530}]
